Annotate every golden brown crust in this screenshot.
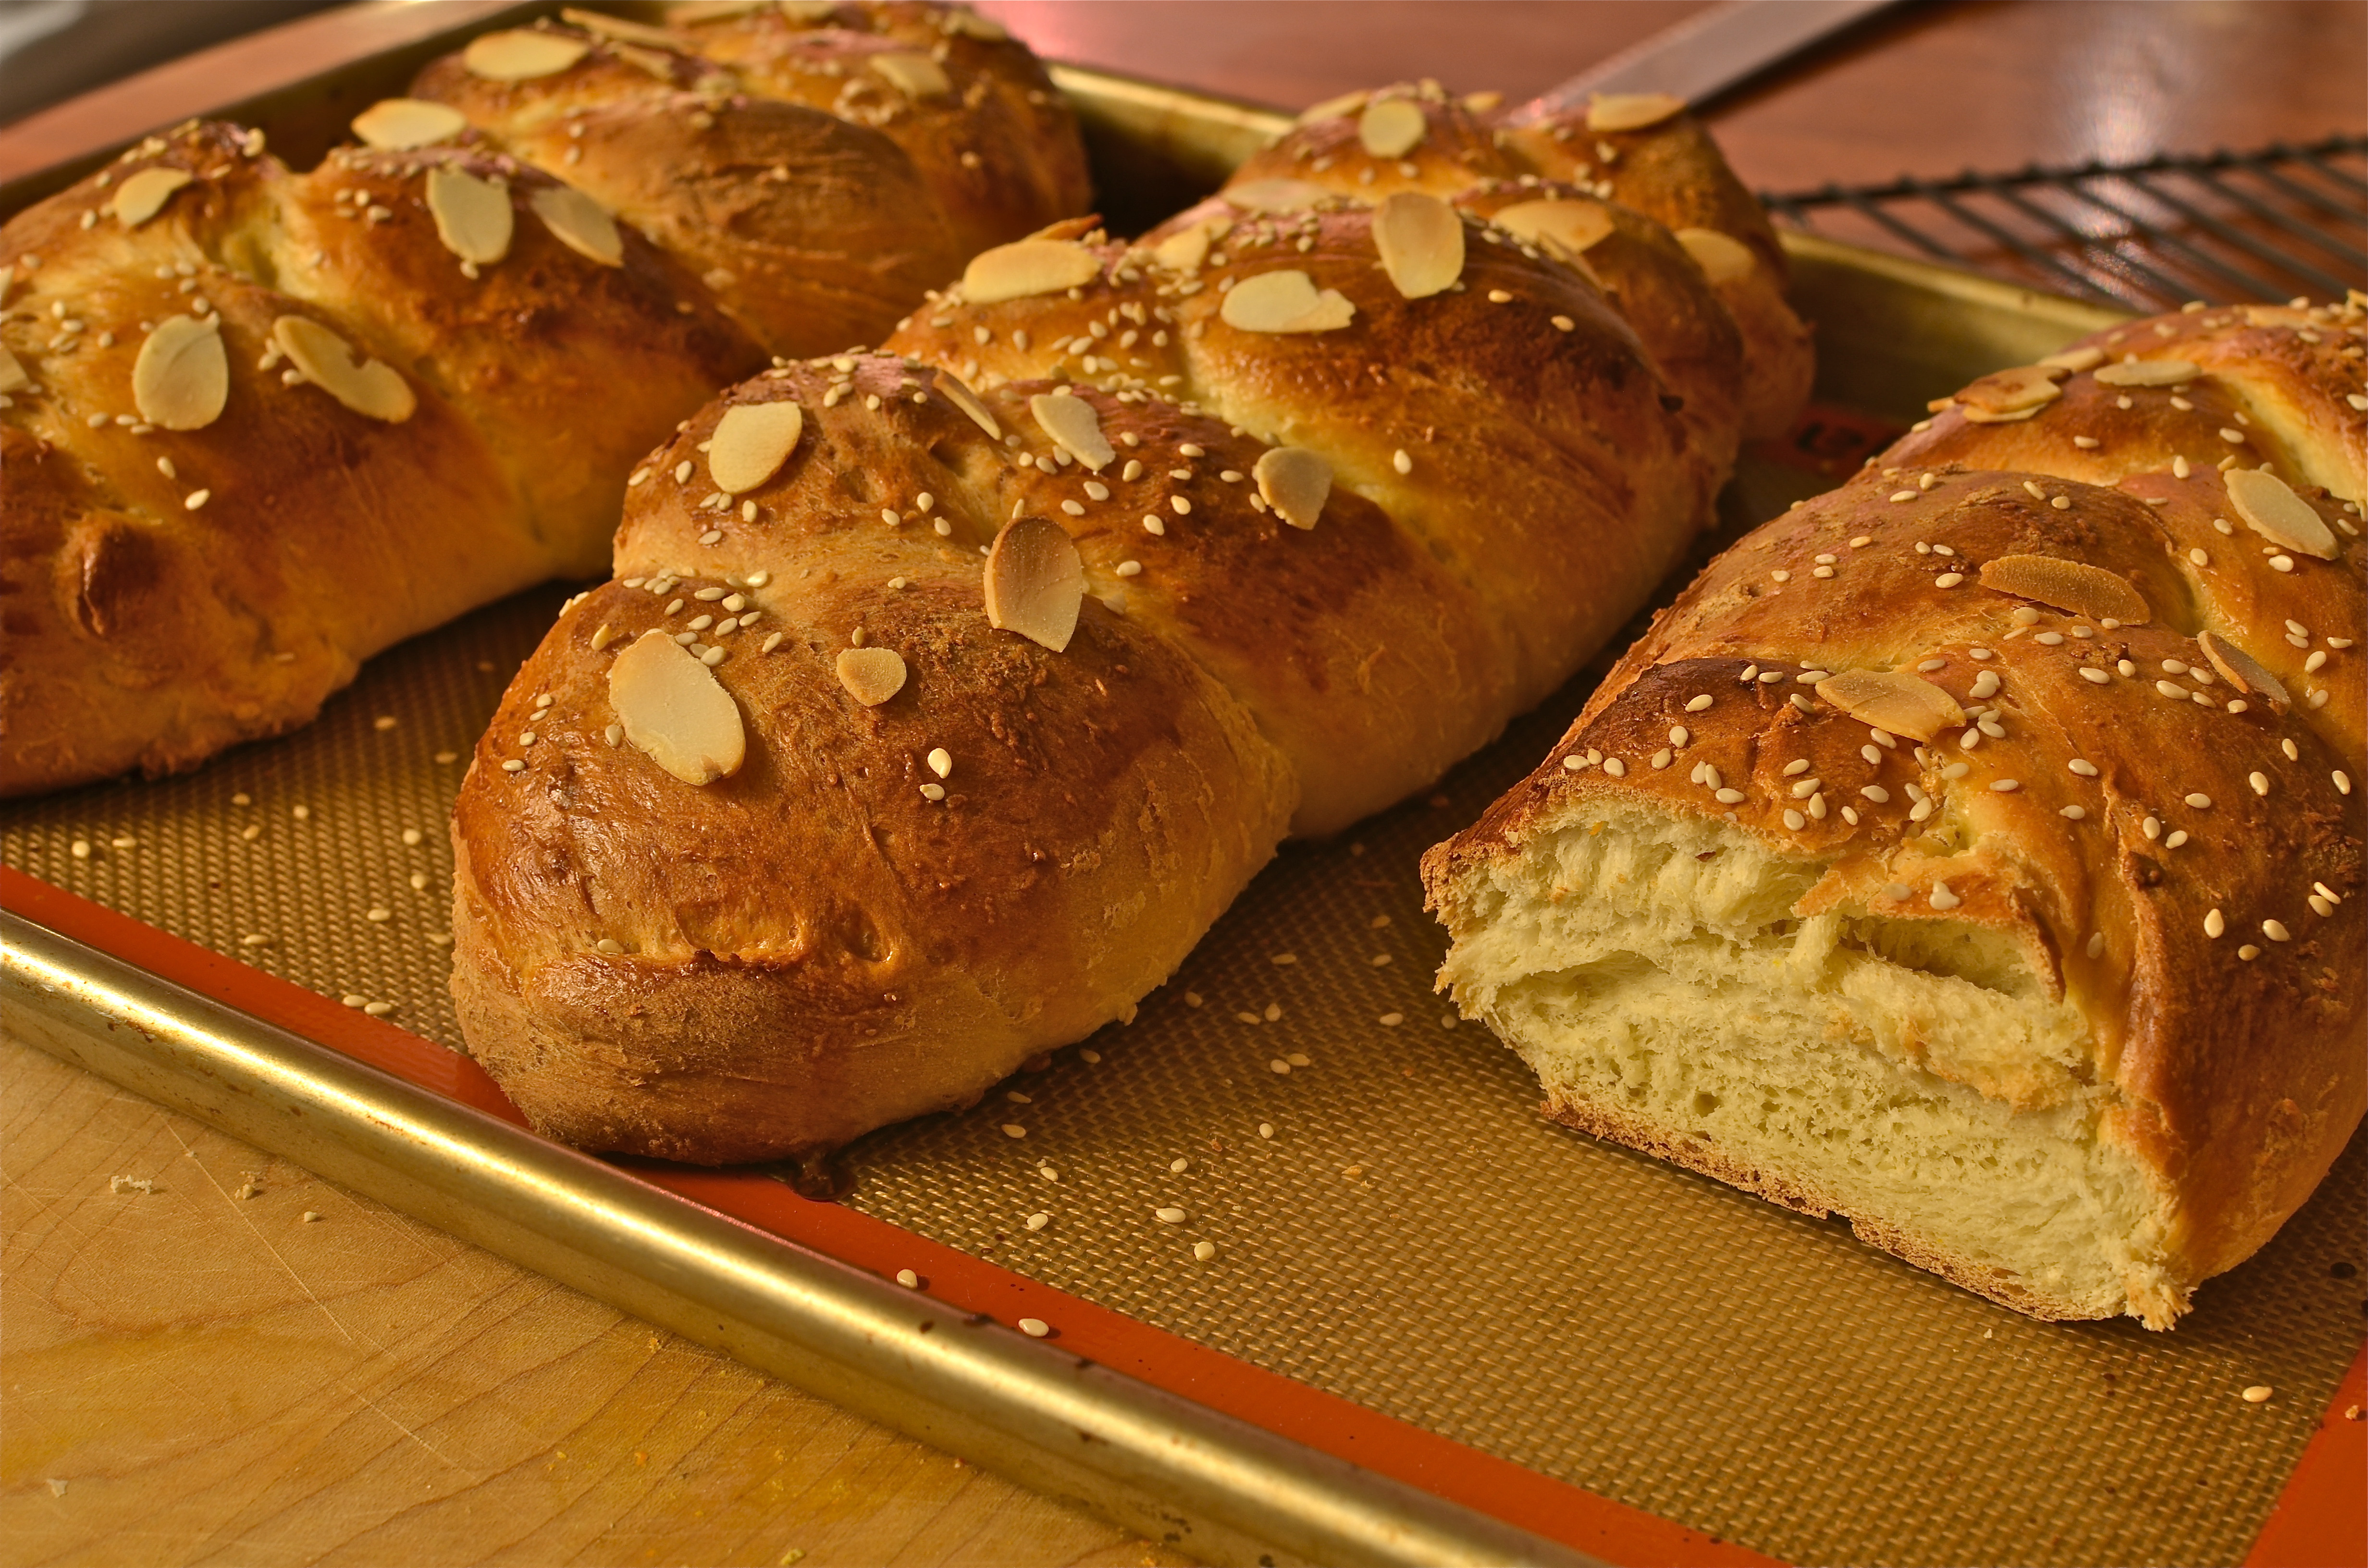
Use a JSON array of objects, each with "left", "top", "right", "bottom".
[
  {"left": 0, "top": 4, "right": 1093, "bottom": 798},
  {"left": 1426, "top": 300, "right": 2368, "bottom": 1319},
  {"left": 454, "top": 94, "right": 1797, "bottom": 1160},
  {"left": 1221, "top": 83, "right": 1809, "bottom": 445},
  {"left": 0, "top": 123, "right": 758, "bottom": 795},
  {"left": 451, "top": 360, "right": 1295, "bottom": 1162},
  {"left": 1227, "top": 84, "right": 1811, "bottom": 443}
]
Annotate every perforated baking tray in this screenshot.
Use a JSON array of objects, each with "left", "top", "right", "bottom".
[{"left": 4, "top": 11, "right": 2363, "bottom": 1566}]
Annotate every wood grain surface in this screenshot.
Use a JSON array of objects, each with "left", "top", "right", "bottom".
[
  {"left": 2, "top": 1038, "right": 1185, "bottom": 1568},
  {"left": 4, "top": 3, "right": 2364, "bottom": 1565}
]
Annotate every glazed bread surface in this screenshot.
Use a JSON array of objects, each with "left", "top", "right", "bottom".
[
  {"left": 1424, "top": 298, "right": 2368, "bottom": 1327},
  {"left": 448, "top": 91, "right": 1813, "bottom": 1163},
  {"left": 0, "top": 2, "right": 1089, "bottom": 797}
]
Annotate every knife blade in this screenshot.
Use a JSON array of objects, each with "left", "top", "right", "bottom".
[{"left": 1526, "top": 0, "right": 1901, "bottom": 114}]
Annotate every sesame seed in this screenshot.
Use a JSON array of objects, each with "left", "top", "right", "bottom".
[
  {"left": 1935, "top": 573, "right": 1964, "bottom": 588},
  {"left": 1193, "top": 1241, "right": 1217, "bottom": 1261},
  {"left": 1861, "top": 786, "right": 1890, "bottom": 802},
  {"left": 1942, "top": 762, "right": 1970, "bottom": 779},
  {"left": 1018, "top": 1318, "right": 1050, "bottom": 1337},
  {"left": 1782, "top": 808, "right": 1805, "bottom": 830},
  {"left": 896, "top": 1269, "right": 921, "bottom": 1288},
  {"left": 501, "top": 759, "right": 525, "bottom": 772},
  {"left": 2242, "top": 1385, "right": 2273, "bottom": 1403},
  {"left": 1155, "top": 1206, "right": 1187, "bottom": 1224},
  {"left": 2337, "top": 772, "right": 2353, "bottom": 795},
  {"left": 1990, "top": 778, "right": 2020, "bottom": 792},
  {"left": 1603, "top": 757, "right": 1627, "bottom": 777},
  {"left": 1921, "top": 659, "right": 1950, "bottom": 674},
  {"left": 2060, "top": 805, "right": 2086, "bottom": 820},
  {"left": 2184, "top": 793, "right": 2212, "bottom": 809},
  {"left": 2069, "top": 759, "right": 2099, "bottom": 776},
  {"left": 2239, "top": 943, "right": 2261, "bottom": 960},
  {"left": 1000, "top": 1123, "right": 1025, "bottom": 1138},
  {"left": 2263, "top": 919, "right": 2292, "bottom": 942},
  {"left": 2250, "top": 771, "right": 2270, "bottom": 795},
  {"left": 2079, "top": 667, "right": 2111, "bottom": 684},
  {"left": 2204, "top": 908, "right": 2225, "bottom": 938},
  {"left": 1930, "top": 882, "right": 1961, "bottom": 910},
  {"left": 1889, "top": 490, "right": 1916, "bottom": 503},
  {"left": 2270, "top": 555, "right": 2295, "bottom": 572},
  {"left": 2165, "top": 830, "right": 2188, "bottom": 848},
  {"left": 2310, "top": 895, "right": 2337, "bottom": 917},
  {"left": 2117, "top": 660, "right": 2137, "bottom": 676},
  {"left": 1714, "top": 788, "right": 1744, "bottom": 804},
  {"left": 1487, "top": 289, "right": 1513, "bottom": 303}
]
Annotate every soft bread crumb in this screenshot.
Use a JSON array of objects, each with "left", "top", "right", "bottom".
[{"left": 1434, "top": 802, "right": 2188, "bottom": 1328}]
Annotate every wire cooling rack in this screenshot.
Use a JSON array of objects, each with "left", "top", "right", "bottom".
[{"left": 1763, "top": 135, "right": 2368, "bottom": 311}]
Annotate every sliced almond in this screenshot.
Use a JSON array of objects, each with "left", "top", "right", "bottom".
[
  {"left": 1358, "top": 98, "right": 1427, "bottom": 159},
  {"left": 936, "top": 372, "right": 1001, "bottom": 440},
  {"left": 2195, "top": 630, "right": 2290, "bottom": 706},
  {"left": 1223, "top": 178, "right": 1331, "bottom": 213},
  {"left": 1585, "top": 92, "right": 1685, "bottom": 133},
  {"left": 425, "top": 167, "right": 513, "bottom": 265},
  {"left": 985, "top": 515, "right": 1084, "bottom": 652},
  {"left": 1977, "top": 553, "right": 2150, "bottom": 625},
  {"left": 1152, "top": 223, "right": 1212, "bottom": 273},
  {"left": 871, "top": 51, "right": 951, "bottom": 97},
  {"left": 2093, "top": 358, "right": 2200, "bottom": 388},
  {"left": 351, "top": 98, "right": 469, "bottom": 150},
  {"left": 609, "top": 630, "right": 745, "bottom": 785},
  {"left": 463, "top": 30, "right": 589, "bottom": 81},
  {"left": 1492, "top": 197, "right": 1616, "bottom": 258},
  {"left": 667, "top": 0, "right": 776, "bottom": 18},
  {"left": 1220, "top": 269, "right": 1356, "bottom": 333},
  {"left": 1674, "top": 227, "right": 1754, "bottom": 285},
  {"left": 1298, "top": 88, "right": 1369, "bottom": 125},
  {"left": 2038, "top": 345, "right": 2104, "bottom": 372},
  {"left": 612, "top": 42, "right": 681, "bottom": 81},
  {"left": 961, "top": 237, "right": 1100, "bottom": 304},
  {"left": 709, "top": 399, "right": 804, "bottom": 493},
  {"left": 836, "top": 646, "right": 909, "bottom": 707},
  {"left": 943, "top": 9, "right": 1009, "bottom": 40},
  {"left": 1030, "top": 392, "right": 1113, "bottom": 471},
  {"left": 1814, "top": 670, "right": 1966, "bottom": 742},
  {"left": 559, "top": 6, "right": 679, "bottom": 46},
  {"left": 1960, "top": 404, "right": 2044, "bottom": 425},
  {"left": 0, "top": 343, "right": 26, "bottom": 395},
  {"left": 112, "top": 168, "right": 191, "bottom": 228},
  {"left": 1254, "top": 447, "right": 1332, "bottom": 529},
  {"left": 1372, "top": 191, "right": 1463, "bottom": 299},
  {"left": 131, "top": 315, "right": 227, "bottom": 430},
  {"left": 530, "top": 184, "right": 623, "bottom": 266},
  {"left": 1958, "top": 364, "right": 2065, "bottom": 417},
  {"left": 272, "top": 316, "right": 415, "bottom": 423},
  {"left": 2224, "top": 467, "right": 2338, "bottom": 559}
]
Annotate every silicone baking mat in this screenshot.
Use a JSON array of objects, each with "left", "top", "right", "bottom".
[{"left": 6, "top": 511, "right": 2360, "bottom": 1568}]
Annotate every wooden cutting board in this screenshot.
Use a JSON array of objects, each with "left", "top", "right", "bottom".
[{"left": 0, "top": 1037, "right": 1190, "bottom": 1568}]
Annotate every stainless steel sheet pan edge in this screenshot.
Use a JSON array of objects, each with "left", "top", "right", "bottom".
[{"left": 0, "top": 902, "right": 1600, "bottom": 1568}]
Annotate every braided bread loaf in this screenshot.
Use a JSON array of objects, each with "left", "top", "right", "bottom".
[
  {"left": 1425, "top": 298, "right": 2367, "bottom": 1327},
  {"left": 446, "top": 89, "right": 1810, "bottom": 1164},
  {"left": 0, "top": 2, "right": 1085, "bottom": 797}
]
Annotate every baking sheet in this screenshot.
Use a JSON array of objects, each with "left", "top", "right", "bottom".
[{"left": 3, "top": 22, "right": 2362, "bottom": 1567}]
